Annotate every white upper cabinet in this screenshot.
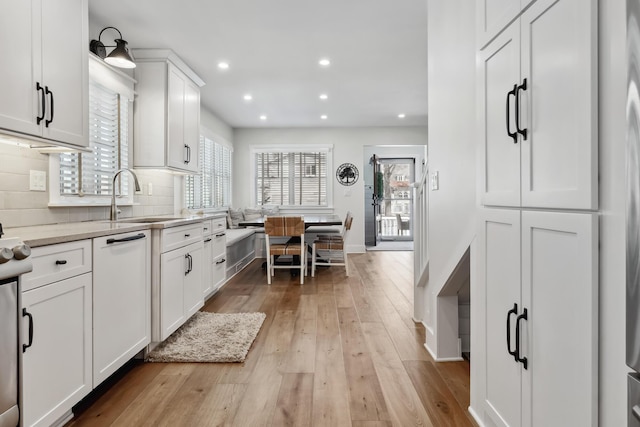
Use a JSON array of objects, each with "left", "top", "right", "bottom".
[
  {"left": 477, "top": 0, "right": 535, "bottom": 49},
  {"left": 0, "top": 0, "right": 88, "bottom": 147},
  {"left": 133, "top": 49, "right": 203, "bottom": 174},
  {"left": 478, "top": 0, "right": 598, "bottom": 210}
]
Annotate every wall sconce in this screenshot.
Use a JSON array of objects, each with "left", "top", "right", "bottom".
[{"left": 89, "top": 27, "right": 136, "bottom": 69}]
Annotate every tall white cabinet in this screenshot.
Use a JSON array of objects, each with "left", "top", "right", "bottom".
[
  {"left": 132, "top": 49, "right": 204, "bottom": 174},
  {"left": 0, "top": 0, "right": 88, "bottom": 148},
  {"left": 473, "top": 0, "right": 599, "bottom": 426}
]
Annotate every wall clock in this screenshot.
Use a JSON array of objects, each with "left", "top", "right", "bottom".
[{"left": 336, "top": 163, "right": 359, "bottom": 186}]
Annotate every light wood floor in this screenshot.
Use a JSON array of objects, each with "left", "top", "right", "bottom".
[{"left": 68, "top": 251, "right": 475, "bottom": 427}]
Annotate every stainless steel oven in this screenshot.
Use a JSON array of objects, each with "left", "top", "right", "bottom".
[{"left": 0, "top": 231, "right": 33, "bottom": 427}]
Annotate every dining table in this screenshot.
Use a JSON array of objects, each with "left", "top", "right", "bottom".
[{"left": 238, "top": 213, "right": 342, "bottom": 229}]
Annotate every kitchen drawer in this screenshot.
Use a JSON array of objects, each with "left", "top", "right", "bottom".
[
  {"left": 22, "top": 240, "right": 92, "bottom": 291},
  {"left": 211, "top": 230, "right": 226, "bottom": 258},
  {"left": 160, "top": 223, "right": 203, "bottom": 253},
  {"left": 211, "top": 216, "right": 226, "bottom": 233},
  {"left": 201, "top": 220, "right": 213, "bottom": 236}
]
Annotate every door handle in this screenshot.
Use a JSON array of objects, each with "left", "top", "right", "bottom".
[
  {"left": 36, "top": 82, "right": 46, "bottom": 124},
  {"left": 45, "top": 86, "right": 54, "bottom": 127},
  {"left": 515, "top": 308, "right": 528, "bottom": 369},
  {"left": 515, "top": 78, "right": 528, "bottom": 140},
  {"left": 106, "top": 233, "right": 146, "bottom": 244},
  {"left": 506, "top": 303, "right": 518, "bottom": 361},
  {"left": 22, "top": 308, "right": 34, "bottom": 352},
  {"left": 506, "top": 84, "right": 518, "bottom": 144}
]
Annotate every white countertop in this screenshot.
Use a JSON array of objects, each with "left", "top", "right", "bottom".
[{"left": 3, "top": 213, "right": 226, "bottom": 247}]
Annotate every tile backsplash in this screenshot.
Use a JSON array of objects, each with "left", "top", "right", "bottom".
[{"left": 0, "top": 143, "right": 177, "bottom": 228}]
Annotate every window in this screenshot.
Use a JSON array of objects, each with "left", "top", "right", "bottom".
[
  {"left": 52, "top": 56, "right": 135, "bottom": 206},
  {"left": 185, "top": 136, "right": 232, "bottom": 209},
  {"left": 254, "top": 148, "right": 330, "bottom": 206},
  {"left": 59, "top": 81, "right": 130, "bottom": 197}
]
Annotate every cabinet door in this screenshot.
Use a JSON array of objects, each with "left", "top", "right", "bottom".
[
  {"left": 167, "top": 64, "right": 187, "bottom": 170},
  {"left": 184, "top": 244, "right": 204, "bottom": 318},
  {"left": 521, "top": 211, "right": 597, "bottom": 427},
  {"left": 183, "top": 79, "right": 200, "bottom": 173},
  {"left": 477, "top": 0, "right": 522, "bottom": 48},
  {"left": 92, "top": 231, "right": 150, "bottom": 385},
  {"left": 478, "top": 208, "right": 522, "bottom": 427},
  {"left": 202, "top": 237, "right": 213, "bottom": 298},
  {"left": 520, "top": 0, "right": 597, "bottom": 210},
  {"left": 0, "top": 0, "right": 42, "bottom": 137},
  {"left": 21, "top": 273, "right": 92, "bottom": 427},
  {"left": 40, "top": 0, "right": 88, "bottom": 147},
  {"left": 479, "top": 22, "right": 521, "bottom": 207},
  {"left": 212, "top": 254, "right": 227, "bottom": 293},
  {"left": 160, "top": 246, "right": 188, "bottom": 340}
]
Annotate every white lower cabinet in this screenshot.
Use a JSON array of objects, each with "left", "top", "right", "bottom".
[
  {"left": 476, "top": 208, "right": 598, "bottom": 427},
  {"left": 92, "top": 231, "right": 151, "bottom": 385},
  {"left": 21, "top": 273, "right": 92, "bottom": 427},
  {"left": 159, "top": 240, "right": 203, "bottom": 341}
]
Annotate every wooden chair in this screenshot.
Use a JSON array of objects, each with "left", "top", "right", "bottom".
[
  {"left": 311, "top": 212, "right": 353, "bottom": 277},
  {"left": 264, "top": 216, "right": 306, "bottom": 284},
  {"left": 396, "top": 214, "right": 410, "bottom": 235}
]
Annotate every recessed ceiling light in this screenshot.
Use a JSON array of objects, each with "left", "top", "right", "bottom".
[
  {"left": 243, "top": 94, "right": 253, "bottom": 101},
  {"left": 318, "top": 58, "right": 331, "bottom": 67},
  {"left": 217, "top": 62, "right": 230, "bottom": 70},
  {"left": 320, "top": 115, "right": 328, "bottom": 120},
  {"left": 398, "top": 113, "right": 406, "bottom": 119},
  {"left": 319, "top": 93, "right": 328, "bottom": 100},
  {"left": 259, "top": 115, "right": 267, "bottom": 121}
]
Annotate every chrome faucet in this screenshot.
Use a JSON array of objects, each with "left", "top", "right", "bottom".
[{"left": 110, "top": 168, "right": 141, "bottom": 221}]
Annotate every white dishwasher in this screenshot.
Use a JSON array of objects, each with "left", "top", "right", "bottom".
[{"left": 92, "top": 230, "right": 150, "bottom": 385}]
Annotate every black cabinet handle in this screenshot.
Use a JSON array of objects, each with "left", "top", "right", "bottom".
[
  {"left": 184, "top": 254, "right": 189, "bottom": 275},
  {"left": 215, "top": 233, "right": 226, "bottom": 238},
  {"left": 22, "top": 308, "right": 34, "bottom": 353},
  {"left": 515, "top": 308, "right": 528, "bottom": 369},
  {"left": 184, "top": 144, "right": 190, "bottom": 164},
  {"left": 216, "top": 258, "right": 226, "bottom": 265},
  {"left": 36, "top": 82, "right": 46, "bottom": 124},
  {"left": 515, "top": 78, "right": 528, "bottom": 140},
  {"left": 45, "top": 86, "right": 54, "bottom": 127},
  {"left": 204, "top": 238, "right": 212, "bottom": 243},
  {"left": 506, "top": 84, "right": 518, "bottom": 144},
  {"left": 185, "top": 253, "right": 193, "bottom": 275},
  {"left": 506, "top": 303, "right": 518, "bottom": 361},
  {"left": 106, "top": 233, "right": 146, "bottom": 244},
  {"left": 55, "top": 260, "right": 67, "bottom": 265}
]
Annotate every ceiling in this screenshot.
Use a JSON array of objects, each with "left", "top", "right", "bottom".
[{"left": 88, "top": 0, "right": 428, "bottom": 129}]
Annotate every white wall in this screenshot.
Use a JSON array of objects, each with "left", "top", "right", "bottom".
[
  {"left": 422, "top": 0, "right": 477, "bottom": 359},
  {"left": 232, "top": 127, "right": 428, "bottom": 252},
  {"left": 201, "top": 107, "right": 233, "bottom": 144},
  {"left": 599, "top": 0, "right": 627, "bottom": 425}
]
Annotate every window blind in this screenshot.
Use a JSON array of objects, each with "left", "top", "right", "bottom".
[
  {"left": 185, "top": 136, "right": 232, "bottom": 209},
  {"left": 59, "top": 81, "right": 129, "bottom": 196}
]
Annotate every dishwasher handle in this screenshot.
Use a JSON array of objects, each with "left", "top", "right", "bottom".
[
  {"left": 106, "top": 233, "right": 146, "bottom": 244},
  {"left": 22, "top": 308, "right": 34, "bottom": 353}
]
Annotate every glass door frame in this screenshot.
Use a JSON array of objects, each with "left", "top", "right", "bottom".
[{"left": 375, "top": 157, "right": 415, "bottom": 242}]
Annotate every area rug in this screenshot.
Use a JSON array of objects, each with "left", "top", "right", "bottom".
[{"left": 147, "top": 311, "right": 266, "bottom": 363}]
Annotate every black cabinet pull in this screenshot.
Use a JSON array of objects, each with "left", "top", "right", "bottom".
[
  {"left": 506, "top": 303, "right": 518, "bottom": 361},
  {"left": 106, "top": 233, "right": 146, "bottom": 244},
  {"left": 36, "top": 82, "right": 46, "bottom": 124},
  {"left": 22, "top": 308, "right": 34, "bottom": 353},
  {"left": 215, "top": 233, "right": 226, "bottom": 238},
  {"left": 515, "top": 308, "right": 528, "bottom": 369},
  {"left": 55, "top": 260, "right": 67, "bottom": 265},
  {"left": 204, "top": 238, "right": 212, "bottom": 243},
  {"left": 45, "top": 86, "right": 54, "bottom": 127},
  {"left": 515, "top": 78, "right": 528, "bottom": 140},
  {"left": 506, "top": 84, "right": 518, "bottom": 144},
  {"left": 216, "top": 258, "right": 226, "bottom": 265},
  {"left": 184, "top": 234, "right": 191, "bottom": 238},
  {"left": 184, "top": 144, "right": 190, "bottom": 164},
  {"left": 185, "top": 253, "right": 193, "bottom": 275}
]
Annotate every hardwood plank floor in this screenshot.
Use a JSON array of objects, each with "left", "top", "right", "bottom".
[{"left": 68, "top": 251, "right": 475, "bottom": 427}]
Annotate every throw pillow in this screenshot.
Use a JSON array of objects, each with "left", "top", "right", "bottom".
[
  {"left": 243, "top": 207, "right": 263, "bottom": 221},
  {"left": 228, "top": 208, "right": 244, "bottom": 229}
]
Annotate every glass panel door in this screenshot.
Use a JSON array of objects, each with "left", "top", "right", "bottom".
[{"left": 376, "top": 158, "right": 414, "bottom": 241}]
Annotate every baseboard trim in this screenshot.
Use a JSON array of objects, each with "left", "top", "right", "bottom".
[
  {"left": 424, "top": 342, "right": 464, "bottom": 362},
  {"left": 468, "top": 406, "right": 485, "bottom": 427}
]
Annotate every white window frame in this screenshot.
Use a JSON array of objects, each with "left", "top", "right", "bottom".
[
  {"left": 249, "top": 144, "right": 333, "bottom": 209},
  {"left": 49, "top": 55, "right": 135, "bottom": 207},
  {"left": 184, "top": 127, "right": 233, "bottom": 211}
]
